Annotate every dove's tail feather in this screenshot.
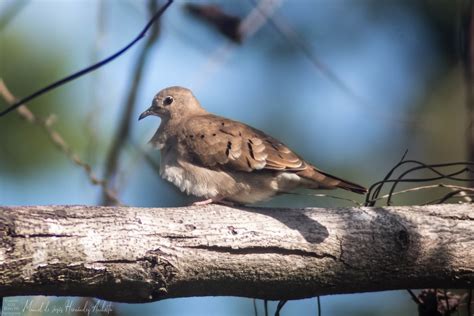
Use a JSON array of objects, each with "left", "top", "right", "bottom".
[
  {"left": 298, "top": 167, "right": 368, "bottom": 194},
  {"left": 316, "top": 168, "right": 367, "bottom": 194},
  {"left": 333, "top": 177, "right": 368, "bottom": 194}
]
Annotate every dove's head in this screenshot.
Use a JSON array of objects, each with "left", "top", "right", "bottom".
[{"left": 139, "top": 86, "right": 206, "bottom": 121}]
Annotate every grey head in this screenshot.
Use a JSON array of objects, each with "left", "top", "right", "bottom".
[{"left": 138, "top": 86, "right": 206, "bottom": 121}]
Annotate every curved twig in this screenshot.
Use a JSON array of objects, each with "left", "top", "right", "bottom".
[
  {"left": 369, "top": 184, "right": 474, "bottom": 204},
  {"left": 365, "top": 160, "right": 474, "bottom": 206}
]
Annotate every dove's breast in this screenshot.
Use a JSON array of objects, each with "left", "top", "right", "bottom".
[{"left": 159, "top": 145, "right": 241, "bottom": 199}]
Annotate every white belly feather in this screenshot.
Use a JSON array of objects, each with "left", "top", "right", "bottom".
[{"left": 160, "top": 146, "right": 237, "bottom": 199}]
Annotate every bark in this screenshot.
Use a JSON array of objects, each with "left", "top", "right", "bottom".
[{"left": 0, "top": 204, "right": 473, "bottom": 303}]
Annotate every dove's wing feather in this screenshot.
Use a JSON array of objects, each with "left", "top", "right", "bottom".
[
  {"left": 178, "top": 114, "right": 367, "bottom": 194},
  {"left": 179, "top": 114, "right": 306, "bottom": 172}
]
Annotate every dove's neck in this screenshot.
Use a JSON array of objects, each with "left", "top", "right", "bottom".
[{"left": 169, "top": 105, "right": 207, "bottom": 120}]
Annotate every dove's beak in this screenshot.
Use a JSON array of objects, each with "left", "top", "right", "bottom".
[{"left": 138, "top": 109, "right": 152, "bottom": 121}]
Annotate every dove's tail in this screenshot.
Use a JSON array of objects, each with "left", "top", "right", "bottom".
[
  {"left": 298, "top": 167, "right": 368, "bottom": 194},
  {"left": 332, "top": 177, "right": 368, "bottom": 194}
]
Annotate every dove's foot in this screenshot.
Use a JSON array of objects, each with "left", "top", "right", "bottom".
[
  {"left": 192, "top": 199, "right": 214, "bottom": 206},
  {"left": 191, "top": 198, "right": 236, "bottom": 206}
]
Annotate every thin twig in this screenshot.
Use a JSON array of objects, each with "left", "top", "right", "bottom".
[
  {"left": 366, "top": 150, "right": 408, "bottom": 205},
  {"left": 316, "top": 296, "right": 321, "bottom": 316},
  {"left": 370, "top": 184, "right": 474, "bottom": 204},
  {"left": 101, "top": 0, "right": 163, "bottom": 205},
  {"left": 0, "top": 0, "right": 173, "bottom": 118},
  {"left": 253, "top": 299, "right": 258, "bottom": 316},
  {"left": 384, "top": 162, "right": 474, "bottom": 206},
  {"left": 365, "top": 160, "right": 474, "bottom": 206},
  {"left": 0, "top": 79, "right": 121, "bottom": 205},
  {"left": 424, "top": 191, "right": 474, "bottom": 205},
  {"left": 407, "top": 289, "right": 422, "bottom": 305},
  {"left": 444, "top": 289, "right": 450, "bottom": 314},
  {"left": 275, "top": 300, "right": 287, "bottom": 316}
]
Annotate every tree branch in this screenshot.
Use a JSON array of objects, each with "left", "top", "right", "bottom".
[{"left": 0, "top": 204, "right": 473, "bottom": 303}]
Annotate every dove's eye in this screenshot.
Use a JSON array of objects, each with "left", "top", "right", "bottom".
[{"left": 163, "top": 96, "right": 174, "bottom": 106}]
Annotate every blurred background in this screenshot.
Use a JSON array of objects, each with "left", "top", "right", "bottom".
[{"left": 0, "top": 0, "right": 469, "bottom": 315}]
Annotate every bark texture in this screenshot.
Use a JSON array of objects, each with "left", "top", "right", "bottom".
[{"left": 0, "top": 204, "right": 473, "bottom": 303}]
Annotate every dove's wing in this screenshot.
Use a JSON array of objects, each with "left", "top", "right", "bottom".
[
  {"left": 179, "top": 114, "right": 367, "bottom": 194},
  {"left": 179, "top": 114, "right": 307, "bottom": 172}
]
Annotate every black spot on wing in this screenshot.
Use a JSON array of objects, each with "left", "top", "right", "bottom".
[
  {"left": 247, "top": 142, "right": 255, "bottom": 159},
  {"left": 246, "top": 157, "right": 252, "bottom": 169},
  {"left": 225, "top": 141, "right": 232, "bottom": 157}
]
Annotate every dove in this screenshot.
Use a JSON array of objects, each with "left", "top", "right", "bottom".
[{"left": 139, "top": 86, "right": 367, "bottom": 205}]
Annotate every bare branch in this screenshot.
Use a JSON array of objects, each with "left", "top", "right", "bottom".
[{"left": 1, "top": 204, "right": 473, "bottom": 303}]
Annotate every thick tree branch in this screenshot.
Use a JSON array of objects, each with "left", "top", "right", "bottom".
[{"left": 0, "top": 204, "right": 473, "bottom": 303}]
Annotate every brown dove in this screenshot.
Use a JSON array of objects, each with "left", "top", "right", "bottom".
[{"left": 139, "top": 86, "right": 367, "bottom": 205}]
